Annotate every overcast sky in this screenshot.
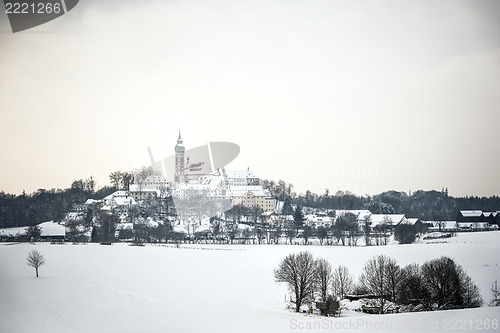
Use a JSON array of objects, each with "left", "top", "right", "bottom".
[{"left": 1, "top": 0, "right": 499, "bottom": 197}]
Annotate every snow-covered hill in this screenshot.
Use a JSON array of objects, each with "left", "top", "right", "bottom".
[{"left": 1, "top": 231, "right": 499, "bottom": 332}]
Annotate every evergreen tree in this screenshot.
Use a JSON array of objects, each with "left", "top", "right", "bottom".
[
  {"left": 394, "top": 224, "right": 417, "bottom": 244},
  {"left": 281, "top": 197, "right": 294, "bottom": 215},
  {"left": 293, "top": 206, "right": 305, "bottom": 233},
  {"left": 26, "top": 225, "right": 41, "bottom": 242}
]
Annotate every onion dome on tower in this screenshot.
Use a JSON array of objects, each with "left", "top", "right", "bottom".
[{"left": 175, "top": 131, "right": 185, "bottom": 153}]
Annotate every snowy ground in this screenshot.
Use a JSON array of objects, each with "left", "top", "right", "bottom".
[{"left": 1, "top": 232, "right": 499, "bottom": 333}]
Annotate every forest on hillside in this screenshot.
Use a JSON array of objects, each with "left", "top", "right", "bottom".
[
  {"left": 261, "top": 180, "right": 500, "bottom": 222},
  {"left": 0, "top": 178, "right": 115, "bottom": 228}
]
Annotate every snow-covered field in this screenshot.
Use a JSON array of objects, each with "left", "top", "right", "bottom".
[{"left": 1, "top": 232, "right": 499, "bottom": 333}]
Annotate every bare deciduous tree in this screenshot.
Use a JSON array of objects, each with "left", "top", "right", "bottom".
[
  {"left": 316, "top": 226, "right": 328, "bottom": 245},
  {"left": 334, "top": 212, "right": 358, "bottom": 246},
  {"left": 315, "top": 258, "right": 333, "bottom": 301},
  {"left": 27, "top": 250, "right": 46, "bottom": 277},
  {"left": 385, "top": 258, "right": 402, "bottom": 302},
  {"left": 421, "top": 256, "right": 463, "bottom": 310},
  {"left": 490, "top": 280, "right": 500, "bottom": 307},
  {"left": 398, "top": 263, "right": 428, "bottom": 306},
  {"left": 359, "top": 255, "right": 394, "bottom": 313},
  {"left": 286, "top": 228, "right": 296, "bottom": 245},
  {"left": 274, "top": 251, "right": 316, "bottom": 312},
  {"left": 461, "top": 273, "right": 483, "bottom": 308},
  {"left": 109, "top": 171, "right": 123, "bottom": 189},
  {"left": 332, "top": 265, "right": 354, "bottom": 299}
]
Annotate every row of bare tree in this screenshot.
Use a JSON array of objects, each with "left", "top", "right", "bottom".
[{"left": 274, "top": 252, "right": 484, "bottom": 314}]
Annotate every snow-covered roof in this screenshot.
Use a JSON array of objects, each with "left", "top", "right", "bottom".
[
  {"left": 85, "top": 199, "right": 102, "bottom": 205},
  {"left": 460, "top": 210, "right": 483, "bottom": 217},
  {"left": 352, "top": 210, "right": 372, "bottom": 220},
  {"left": 263, "top": 211, "right": 276, "bottom": 217},
  {"left": 65, "top": 212, "right": 81, "bottom": 220},
  {"left": 0, "top": 226, "right": 28, "bottom": 237},
  {"left": 115, "top": 223, "right": 133, "bottom": 230},
  {"left": 306, "top": 214, "right": 333, "bottom": 224},
  {"left": 200, "top": 173, "right": 225, "bottom": 186},
  {"left": 457, "top": 222, "right": 490, "bottom": 229},
  {"left": 370, "top": 214, "right": 406, "bottom": 226},
  {"left": 427, "top": 221, "right": 458, "bottom": 230},
  {"left": 104, "top": 190, "right": 129, "bottom": 201},
  {"left": 113, "top": 196, "right": 136, "bottom": 206},
  {"left": 38, "top": 221, "right": 66, "bottom": 237},
  {"left": 336, "top": 210, "right": 372, "bottom": 221},
  {"left": 400, "top": 218, "right": 420, "bottom": 225},
  {"left": 225, "top": 169, "right": 257, "bottom": 179}
]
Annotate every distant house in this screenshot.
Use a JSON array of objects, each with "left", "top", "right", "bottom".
[
  {"left": 142, "top": 175, "right": 169, "bottom": 190},
  {"left": 0, "top": 226, "right": 28, "bottom": 241},
  {"left": 456, "top": 210, "right": 497, "bottom": 230},
  {"left": 129, "top": 185, "right": 160, "bottom": 201},
  {"left": 262, "top": 211, "right": 277, "bottom": 220},
  {"left": 427, "top": 221, "right": 459, "bottom": 232},
  {"left": 38, "top": 221, "right": 66, "bottom": 241},
  {"left": 230, "top": 187, "right": 275, "bottom": 212},
  {"left": 401, "top": 218, "right": 420, "bottom": 225},
  {"left": 457, "top": 222, "right": 490, "bottom": 232},
  {"left": 456, "top": 210, "right": 485, "bottom": 223},
  {"left": 369, "top": 214, "right": 407, "bottom": 230},
  {"left": 484, "top": 212, "right": 500, "bottom": 226},
  {"left": 129, "top": 176, "right": 170, "bottom": 201},
  {"left": 84, "top": 198, "right": 103, "bottom": 207},
  {"left": 334, "top": 210, "right": 372, "bottom": 230},
  {"left": 101, "top": 191, "right": 136, "bottom": 217},
  {"left": 398, "top": 218, "right": 427, "bottom": 233},
  {"left": 305, "top": 213, "right": 333, "bottom": 228}
]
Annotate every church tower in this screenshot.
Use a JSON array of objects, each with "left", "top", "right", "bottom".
[{"left": 174, "top": 131, "right": 185, "bottom": 184}]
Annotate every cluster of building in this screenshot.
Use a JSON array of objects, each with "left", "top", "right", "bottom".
[
  {"left": 84, "top": 133, "right": 276, "bottom": 223},
  {"left": 0, "top": 221, "right": 65, "bottom": 242},
  {"left": 266, "top": 210, "right": 413, "bottom": 232},
  {"left": 4, "top": 133, "right": 498, "bottom": 241},
  {"left": 171, "top": 133, "right": 275, "bottom": 210},
  {"left": 1, "top": 208, "right": 498, "bottom": 242},
  {"left": 288, "top": 209, "right": 500, "bottom": 233}
]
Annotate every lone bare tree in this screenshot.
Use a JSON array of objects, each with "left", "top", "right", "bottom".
[
  {"left": 274, "top": 251, "right": 316, "bottom": 312},
  {"left": 27, "top": 250, "right": 46, "bottom": 277}
]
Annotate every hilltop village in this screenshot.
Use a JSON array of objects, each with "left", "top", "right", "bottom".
[{"left": 1, "top": 133, "right": 499, "bottom": 244}]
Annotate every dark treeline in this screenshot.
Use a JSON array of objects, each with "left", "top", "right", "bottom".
[
  {"left": 0, "top": 178, "right": 115, "bottom": 228},
  {"left": 261, "top": 180, "right": 500, "bottom": 221}
]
